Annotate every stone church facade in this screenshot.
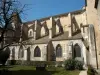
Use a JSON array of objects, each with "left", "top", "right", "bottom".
[{"left": 4, "top": 0, "right": 100, "bottom": 69}]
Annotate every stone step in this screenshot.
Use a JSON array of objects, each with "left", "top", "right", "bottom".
[
  {"left": 96, "top": 69, "right": 100, "bottom": 75},
  {"left": 79, "top": 70, "right": 87, "bottom": 75}
]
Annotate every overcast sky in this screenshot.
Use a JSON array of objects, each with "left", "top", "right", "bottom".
[{"left": 18, "top": 0, "right": 85, "bottom": 22}]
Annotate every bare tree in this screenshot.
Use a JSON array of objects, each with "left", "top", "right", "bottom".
[{"left": 0, "top": 0, "right": 26, "bottom": 65}]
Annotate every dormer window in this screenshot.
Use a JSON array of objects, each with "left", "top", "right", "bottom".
[{"left": 28, "top": 29, "right": 33, "bottom": 38}]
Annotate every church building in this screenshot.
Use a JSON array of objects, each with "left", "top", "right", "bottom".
[{"left": 4, "top": 0, "right": 100, "bottom": 69}]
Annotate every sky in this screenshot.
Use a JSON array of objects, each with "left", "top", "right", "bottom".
[{"left": 18, "top": 0, "right": 85, "bottom": 22}]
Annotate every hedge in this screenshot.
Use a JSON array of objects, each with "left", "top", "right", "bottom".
[{"left": 7, "top": 60, "right": 64, "bottom": 67}]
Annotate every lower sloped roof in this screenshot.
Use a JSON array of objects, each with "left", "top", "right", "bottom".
[
  {"left": 21, "top": 32, "right": 83, "bottom": 44},
  {"left": 34, "top": 36, "right": 49, "bottom": 44},
  {"left": 52, "top": 31, "right": 82, "bottom": 41}
]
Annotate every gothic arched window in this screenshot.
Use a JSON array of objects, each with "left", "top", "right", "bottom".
[
  {"left": 12, "top": 48, "right": 15, "bottom": 60},
  {"left": 6, "top": 47, "right": 10, "bottom": 59},
  {"left": 56, "top": 44, "right": 62, "bottom": 57},
  {"left": 27, "top": 47, "right": 30, "bottom": 61},
  {"left": 28, "top": 29, "right": 33, "bottom": 37},
  {"left": 18, "top": 45, "right": 24, "bottom": 58},
  {"left": 34, "top": 46, "right": 41, "bottom": 57},
  {"left": 74, "top": 43, "right": 81, "bottom": 58}
]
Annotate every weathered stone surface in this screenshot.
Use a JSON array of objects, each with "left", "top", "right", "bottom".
[{"left": 3, "top": 0, "right": 100, "bottom": 69}]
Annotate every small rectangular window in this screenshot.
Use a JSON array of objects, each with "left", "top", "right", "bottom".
[{"left": 95, "top": 0, "right": 99, "bottom": 9}]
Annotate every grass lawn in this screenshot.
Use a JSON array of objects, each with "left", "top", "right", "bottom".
[{"left": 0, "top": 65, "right": 80, "bottom": 75}]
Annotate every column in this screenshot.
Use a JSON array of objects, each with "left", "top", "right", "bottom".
[
  {"left": 68, "top": 41, "right": 73, "bottom": 59},
  {"left": 43, "top": 45, "right": 47, "bottom": 61},
  {"left": 49, "top": 28, "right": 52, "bottom": 39},
  {"left": 24, "top": 50, "right": 27, "bottom": 60},
  {"left": 33, "top": 31, "right": 36, "bottom": 40},
  {"left": 68, "top": 45, "right": 72, "bottom": 59},
  {"left": 68, "top": 13, "right": 72, "bottom": 37},
  {"left": 88, "top": 24, "right": 97, "bottom": 68}
]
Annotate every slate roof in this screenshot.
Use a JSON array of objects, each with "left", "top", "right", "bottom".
[
  {"left": 23, "top": 31, "right": 83, "bottom": 44},
  {"left": 52, "top": 32, "right": 83, "bottom": 41},
  {"left": 19, "top": 9, "right": 85, "bottom": 44},
  {"left": 34, "top": 36, "right": 49, "bottom": 44},
  {"left": 52, "top": 32, "right": 69, "bottom": 41}
]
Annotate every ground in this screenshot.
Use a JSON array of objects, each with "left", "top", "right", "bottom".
[{"left": 0, "top": 65, "right": 80, "bottom": 75}]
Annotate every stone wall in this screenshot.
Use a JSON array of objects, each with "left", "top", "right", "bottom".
[
  {"left": 52, "top": 39, "right": 87, "bottom": 67},
  {"left": 7, "top": 0, "right": 100, "bottom": 69},
  {"left": 97, "top": 0, "right": 100, "bottom": 68},
  {"left": 86, "top": 0, "right": 100, "bottom": 68}
]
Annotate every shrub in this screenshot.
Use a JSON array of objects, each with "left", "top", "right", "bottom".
[
  {"left": 64, "top": 59, "right": 75, "bottom": 70},
  {"left": 10, "top": 60, "right": 16, "bottom": 65},
  {"left": 64, "top": 59, "right": 83, "bottom": 70},
  {"left": 55, "top": 61, "right": 63, "bottom": 67},
  {"left": 75, "top": 60, "right": 83, "bottom": 70},
  {"left": 87, "top": 65, "right": 96, "bottom": 75},
  {"left": 15, "top": 60, "right": 22, "bottom": 65}
]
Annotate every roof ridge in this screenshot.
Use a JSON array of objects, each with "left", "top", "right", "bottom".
[{"left": 22, "top": 9, "right": 85, "bottom": 24}]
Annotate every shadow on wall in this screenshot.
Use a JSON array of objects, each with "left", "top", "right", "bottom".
[
  {"left": 47, "top": 41, "right": 55, "bottom": 61},
  {"left": 27, "top": 47, "right": 30, "bottom": 61},
  {"left": 0, "top": 47, "right": 10, "bottom": 65}
]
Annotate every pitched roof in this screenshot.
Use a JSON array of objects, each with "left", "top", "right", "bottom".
[
  {"left": 52, "top": 32, "right": 82, "bottom": 41},
  {"left": 22, "top": 9, "right": 85, "bottom": 24},
  {"left": 70, "top": 33, "right": 83, "bottom": 39},
  {"left": 22, "top": 31, "right": 83, "bottom": 44},
  {"left": 52, "top": 32, "right": 69, "bottom": 41},
  {"left": 32, "top": 31, "right": 83, "bottom": 44},
  {"left": 34, "top": 36, "right": 49, "bottom": 44},
  {"left": 22, "top": 36, "right": 50, "bottom": 44}
]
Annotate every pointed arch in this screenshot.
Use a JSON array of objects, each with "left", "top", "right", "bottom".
[
  {"left": 56, "top": 44, "right": 62, "bottom": 57},
  {"left": 56, "top": 19, "right": 63, "bottom": 34},
  {"left": 44, "top": 25, "right": 49, "bottom": 35},
  {"left": 18, "top": 45, "right": 24, "bottom": 58},
  {"left": 27, "top": 47, "right": 31, "bottom": 61},
  {"left": 28, "top": 29, "right": 33, "bottom": 37},
  {"left": 71, "top": 16, "right": 81, "bottom": 35},
  {"left": 56, "top": 25, "right": 59, "bottom": 34},
  {"left": 41, "top": 26, "right": 46, "bottom": 36},
  {"left": 41, "top": 21, "right": 49, "bottom": 37},
  {"left": 5, "top": 47, "right": 10, "bottom": 60},
  {"left": 73, "top": 43, "right": 81, "bottom": 58},
  {"left": 34, "top": 46, "right": 41, "bottom": 57},
  {"left": 12, "top": 48, "right": 15, "bottom": 60}
]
